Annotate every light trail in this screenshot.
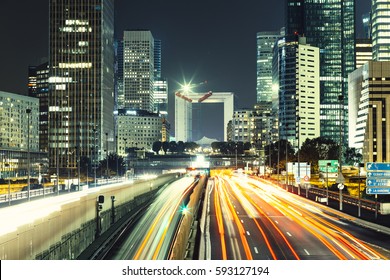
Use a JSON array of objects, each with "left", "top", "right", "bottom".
[{"left": 243, "top": 176, "right": 388, "bottom": 260}]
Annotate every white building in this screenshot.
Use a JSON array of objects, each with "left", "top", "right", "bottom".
[
  {"left": 228, "top": 109, "right": 255, "bottom": 143},
  {"left": 116, "top": 109, "right": 163, "bottom": 156},
  {"left": 0, "top": 91, "right": 40, "bottom": 177},
  {"left": 175, "top": 91, "right": 234, "bottom": 142}
]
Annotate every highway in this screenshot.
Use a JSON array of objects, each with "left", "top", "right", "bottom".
[
  {"left": 204, "top": 173, "right": 390, "bottom": 260},
  {"left": 111, "top": 176, "right": 197, "bottom": 260}
]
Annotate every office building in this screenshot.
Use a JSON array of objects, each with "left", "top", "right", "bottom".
[
  {"left": 48, "top": 0, "right": 115, "bottom": 174},
  {"left": 28, "top": 62, "right": 49, "bottom": 153},
  {"left": 229, "top": 109, "right": 255, "bottom": 144},
  {"left": 273, "top": 36, "right": 320, "bottom": 149},
  {"left": 0, "top": 91, "right": 41, "bottom": 178},
  {"left": 356, "top": 39, "right": 373, "bottom": 69},
  {"left": 372, "top": 0, "right": 390, "bottom": 61},
  {"left": 122, "top": 30, "right": 155, "bottom": 112},
  {"left": 256, "top": 31, "right": 280, "bottom": 104},
  {"left": 348, "top": 61, "right": 390, "bottom": 162},
  {"left": 286, "top": 0, "right": 355, "bottom": 146},
  {"left": 116, "top": 109, "right": 163, "bottom": 156}
]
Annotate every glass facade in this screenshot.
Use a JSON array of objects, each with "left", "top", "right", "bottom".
[
  {"left": 286, "top": 0, "right": 355, "bottom": 146},
  {"left": 256, "top": 31, "right": 280, "bottom": 103},
  {"left": 48, "top": 0, "right": 115, "bottom": 173}
]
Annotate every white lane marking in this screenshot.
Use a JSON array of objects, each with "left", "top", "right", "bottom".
[
  {"left": 254, "top": 247, "right": 259, "bottom": 254},
  {"left": 286, "top": 232, "right": 292, "bottom": 237},
  {"left": 241, "top": 219, "right": 244, "bottom": 224},
  {"left": 275, "top": 220, "right": 279, "bottom": 224},
  {"left": 237, "top": 211, "right": 240, "bottom": 214},
  {"left": 304, "top": 249, "right": 310, "bottom": 255},
  {"left": 246, "top": 231, "right": 251, "bottom": 236}
]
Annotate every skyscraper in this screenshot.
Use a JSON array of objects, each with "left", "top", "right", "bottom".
[
  {"left": 256, "top": 31, "right": 280, "bottom": 104},
  {"left": 286, "top": 0, "right": 355, "bottom": 147},
  {"left": 48, "top": 0, "right": 115, "bottom": 174},
  {"left": 274, "top": 36, "right": 320, "bottom": 149},
  {"left": 28, "top": 62, "right": 49, "bottom": 153},
  {"left": 372, "top": 0, "right": 390, "bottom": 61},
  {"left": 122, "top": 30, "right": 155, "bottom": 112}
]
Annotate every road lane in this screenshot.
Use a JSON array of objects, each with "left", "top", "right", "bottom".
[{"left": 206, "top": 174, "right": 390, "bottom": 260}]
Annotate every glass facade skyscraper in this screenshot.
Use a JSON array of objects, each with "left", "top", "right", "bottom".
[
  {"left": 286, "top": 0, "right": 355, "bottom": 145},
  {"left": 48, "top": 0, "right": 115, "bottom": 173},
  {"left": 256, "top": 31, "right": 280, "bottom": 103},
  {"left": 372, "top": 0, "right": 390, "bottom": 61}
]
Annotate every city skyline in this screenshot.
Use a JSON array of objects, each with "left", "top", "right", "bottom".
[
  {"left": 0, "top": 0, "right": 372, "bottom": 140},
  {"left": 0, "top": 0, "right": 371, "bottom": 96}
]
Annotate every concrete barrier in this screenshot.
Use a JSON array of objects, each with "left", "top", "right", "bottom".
[{"left": 0, "top": 174, "right": 177, "bottom": 260}]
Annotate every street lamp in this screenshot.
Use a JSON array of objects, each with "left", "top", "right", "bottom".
[
  {"left": 26, "top": 108, "right": 31, "bottom": 201},
  {"left": 92, "top": 128, "right": 97, "bottom": 186},
  {"left": 235, "top": 143, "right": 238, "bottom": 170},
  {"left": 5, "top": 162, "right": 11, "bottom": 205},
  {"left": 285, "top": 123, "right": 289, "bottom": 191},
  {"left": 358, "top": 162, "right": 364, "bottom": 217},
  {"left": 326, "top": 162, "right": 330, "bottom": 206},
  {"left": 105, "top": 132, "right": 109, "bottom": 182},
  {"left": 297, "top": 115, "right": 301, "bottom": 196},
  {"left": 268, "top": 132, "right": 272, "bottom": 177}
]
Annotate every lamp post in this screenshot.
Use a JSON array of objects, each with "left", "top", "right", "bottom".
[
  {"left": 326, "top": 162, "right": 330, "bottom": 206},
  {"left": 116, "top": 136, "right": 119, "bottom": 179},
  {"left": 26, "top": 108, "right": 31, "bottom": 201},
  {"left": 358, "top": 162, "right": 364, "bottom": 217},
  {"left": 297, "top": 116, "right": 301, "bottom": 196},
  {"left": 39, "top": 163, "right": 44, "bottom": 197},
  {"left": 235, "top": 143, "right": 238, "bottom": 170},
  {"left": 93, "top": 128, "right": 97, "bottom": 186},
  {"left": 123, "top": 137, "right": 128, "bottom": 176},
  {"left": 5, "top": 162, "right": 11, "bottom": 205},
  {"left": 338, "top": 95, "right": 344, "bottom": 211},
  {"left": 105, "top": 132, "right": 109, "bottom": 182},
  {"left": 285, "top": 124, "right": 289, "bottom": 191},
  {"left": 268, "top": 132, "right": 272, "bottom": 177}
]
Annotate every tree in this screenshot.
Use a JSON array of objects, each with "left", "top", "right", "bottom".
[
  {"left": 169, "top": 141, "right": 178, "bottom": 153},
  {"left": 98, "top": 153, "right": 126, "bottom": 177},
  {"left": 162, "top": 141, "right": 170, "bottom": 154},
  {"left": 344, "top": 147, "right": 362, "bottom": 166},
  {"left": 177, "top": 141, "right": 185, "bottom": 154},
  {"left": 243, "top": 142, "right": 252, "bottom": 151},
  {"left": 152, "top": 141, "right": 162, "bottom": 155},
  {"left": 264, "top": 139, "right": 295, "bottom": 172},
  {"left": 298, "top": 137, "right": 339, "bottom": 173},
  {"left": 185, "top": 142, "right": 199, "bottom": 152}
]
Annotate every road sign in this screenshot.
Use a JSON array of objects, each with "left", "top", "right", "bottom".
[
  {"left": 319, "top": 160, "right": 339, "bottom": 173},
  {"left": 366, "top": 188, "right": 390, "bottom": 195},
  {"left": 366, "top": 178, "right": 390, "bottom": 187},
  {"left": 335, "top": 172, "right": 345, "bottom": 184},
  {"left": 367, "top": 171, "right": 390, "bottom": 178},
  {"left": 304, "top": 175, "right": 310, "bottom": 182},
  {"left": 366, "top": 162, "right": 390, "bottom": 171}
]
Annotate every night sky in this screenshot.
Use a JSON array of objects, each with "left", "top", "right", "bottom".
[{"left": 0, "top": 0, "right": 371, "bottom": 141}]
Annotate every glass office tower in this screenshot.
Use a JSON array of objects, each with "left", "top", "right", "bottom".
[
  {"left": 48, "top": 0, "right": 115, "bottom": 174},
  {"left": 372, "top": 0, "right": 390, "bottom": 61},
  {"left": 286, "top": 0, "right": 355, "bottom": 145}
]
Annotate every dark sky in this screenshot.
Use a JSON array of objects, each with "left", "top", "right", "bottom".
[{"left": 0, "top": 0, "right": 371, "bottom": 141}]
